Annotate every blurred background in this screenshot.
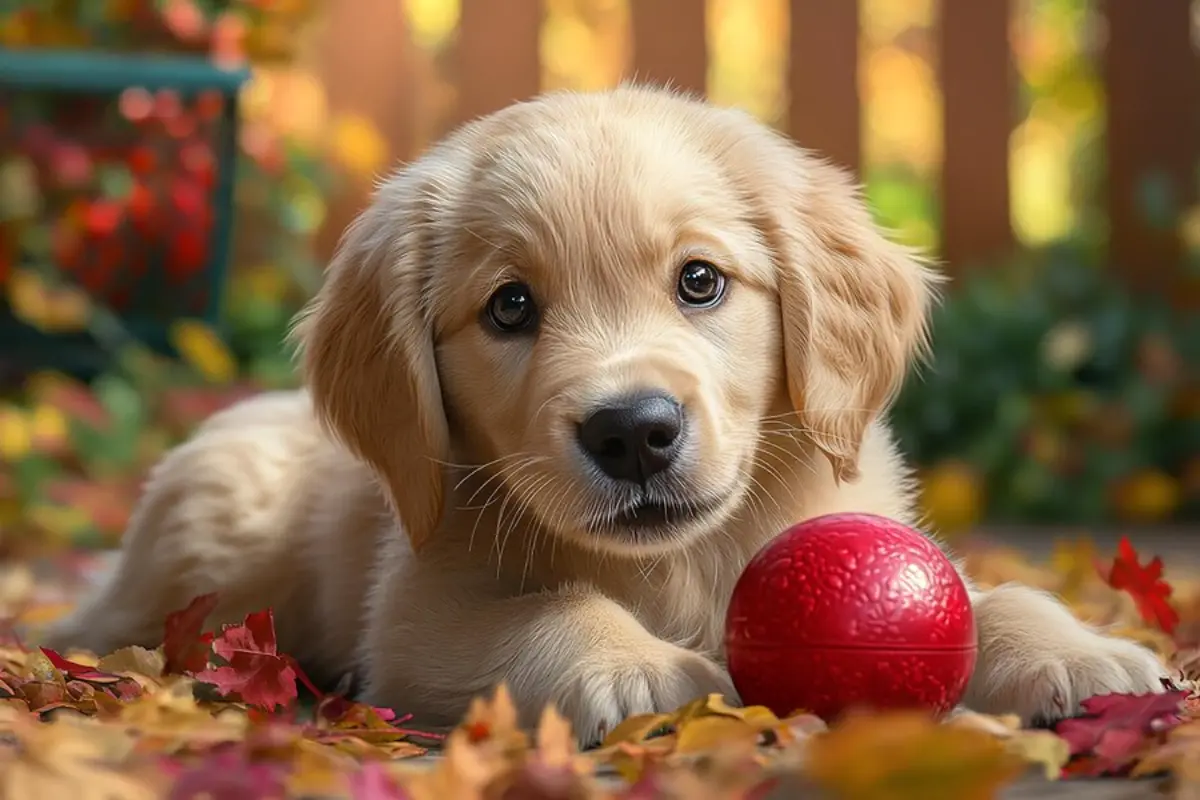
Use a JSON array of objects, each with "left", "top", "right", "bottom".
[{"left": 0, "top": 0, "right": 1197, "bottom": 589}]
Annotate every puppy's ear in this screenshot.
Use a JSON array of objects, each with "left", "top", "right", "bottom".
[
  {"left": 289, "top": 170, "right": 449, "bottom": 549},
  {"left": 768, "top": 153, "right": 940, "bottom": 482}
]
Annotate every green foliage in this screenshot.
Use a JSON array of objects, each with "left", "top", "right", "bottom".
[{"left": 892, "top": 247, "right": 1200, "bottom": 525}]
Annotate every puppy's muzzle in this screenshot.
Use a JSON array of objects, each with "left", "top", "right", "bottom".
[{"left": 576, "top": 391, "right": 684, "bottom": 485}]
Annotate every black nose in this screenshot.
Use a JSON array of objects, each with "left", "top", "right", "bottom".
[{"left": 577, "top": 392, "right": 684, "bottom": 484}]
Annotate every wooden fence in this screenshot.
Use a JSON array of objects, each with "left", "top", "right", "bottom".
[{"left": 316, "top": 0, "right": 1200, "bottom": 300}]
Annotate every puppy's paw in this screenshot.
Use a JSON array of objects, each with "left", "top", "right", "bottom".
[
  {"left": 971, "top": 630, "right": 1169, "bottom": 725},
  {"left": 553, "top": 642, "right": 738, "bottom": 747},
  {"left": 965, "top": 585, "right": 1171, "bottom": 725}
]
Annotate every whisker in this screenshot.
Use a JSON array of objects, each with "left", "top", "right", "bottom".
[
  {"left": 466, "top": 458, "right": 540, "bottom": 553},
  {"left": 513, "top": 474, "right": 557, "bottom": 591},
  {"left": 450, "top": 452, "right": 540, "bottom": 493},
  {"left": 462, "top": 455, "right": 545, "bottom": 508},
  {"left": 492, "top": 468, "right": 546, "bottom": 574}
]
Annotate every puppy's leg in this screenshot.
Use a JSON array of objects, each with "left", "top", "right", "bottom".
[
  {"left": 362, "top": 558, "right": 737, "bottom": 746},
  {"left": 963, "top": 583, "right": 1170, "bottom": 724},
  {"left": 42, "top": 393, "right": 316, "bottom": 657}
]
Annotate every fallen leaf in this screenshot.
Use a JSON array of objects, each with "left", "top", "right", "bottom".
[
  {"left": 162, "top": 593, "right": 219, "bottom": 675},
  {"left": 1132, "top": 719, "right": 1200, "bottom": 779},
  {"left": 807, "top": 711, "right": 1024, "bottom": 800},
  {"left": 1054, "top": 690, "right": 1188, "bottom": 776},
  {"left": 40, "top": 647, "right": 128, "bottom": 685},
  {"left": 1005, "top": 730, "right": 1072, "bottom": 780},
  {"left": 405, "top": 727, "right": 502, "bottom": 800},
  {"left": 456, "top": 682, "right": 526, "bottom": 755},
  {"left": 118, "top": 679, "right": 247, "bottom": 749},
  {"left": 600, "top": 712, "right": 673, "bottom": 747},
  {"left": 534, "top": 705, "right": 579, "bottom": 769},
  {"left": 1100, "top": 537, "right": 1180, "bottom": 636},
  {"left": 674, "top": 715, "right": 760, "bottom": 755},
  {"left": 164, "top": 747, "right": 288, "bottom": 799},
  {"left": 1051, "top": 537, "right": 1099, "bottom": 603},
  {"left": 193, "top": 609, "right": 298, "bottom": 711},
  {"left": 946, "top": 710, "right": 1069, "bottom": 779},
  {"left": 98, "top": 646, "right": 166, "bottom": 684},
  {"left": 0, "top": 713, "right": 157, "bottom": 799},
  {"left": 676, "top": 693, "right": 780, "bottom": 729},
  {"left": 348, "top": 761, "right": 410, "bottom": 800}
]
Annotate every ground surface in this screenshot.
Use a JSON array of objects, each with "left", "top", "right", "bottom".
[{"left": 0, "top": 526, "right": 1196, "bottom": 798}]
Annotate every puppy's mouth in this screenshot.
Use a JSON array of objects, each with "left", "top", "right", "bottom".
[{"left": 590, "top": 494, "right": 724, "bottom": 535}]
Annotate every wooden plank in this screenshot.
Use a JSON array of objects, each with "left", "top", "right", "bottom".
[
  {"left": 787, "top": 0, "right": 861, "bottom": 174},
  {"left": 938, "top": 0, "right": 1015, "bottom": 270},
  {"left": 454, "top": 0, "right": 543, "bottom": 125},
  {"left": 313, "top": 0, "right": 415, "bottom": 259},
  {"left": 1103, "top": 0, "right": 1200, "bottom": 297},
  {"left": 629, "top": 0, "right": 707, "bottom": 95}
]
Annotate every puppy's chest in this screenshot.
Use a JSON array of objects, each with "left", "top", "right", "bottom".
[{"left": 621, "top": 561, "right": 738, "bottom": 657}]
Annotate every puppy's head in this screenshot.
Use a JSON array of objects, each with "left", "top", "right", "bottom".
[{"left": 293, "top": 87, "right": 938, "bottom": 556}]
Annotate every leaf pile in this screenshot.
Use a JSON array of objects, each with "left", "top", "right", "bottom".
[{"left": 0, "top": 537, "right": 1197, "bottom": 798}]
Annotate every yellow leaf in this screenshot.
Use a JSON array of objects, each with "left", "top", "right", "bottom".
[
  {"left": 5, "top": 270, "right": 50, "bottom": 329},
  {"left": 1004, "top": 730, "right": 1070, "bottom": 781},
  {"left": 25, "top": 504, "right": 93, "bottom": 543},
  {"left": 169, "top": 319, "right": 237, "bottom": 384},
  {"left": 535, "top": 705, "right": 579, "bottom": 768},
  {"left": 807, "top": 711, "right": 1024, "bottom": 800},
  {"left": 688, "top": 693, "right": 779, "bottom": 729},
  {"left": 603, "top": 739, "right": 674, "bottom": 785},
  {"left": 455, "top": 682, "right": 529, "bottom": 757},
  {"left": 1132, "top": 720, "right": 1200, "bottom": 780},
  {"left": 43, "top": 287, "right": 91, "bottom": 333},
  {"left": 919, "top": 460, "right": 983, "bottom": 536},
  {"left": 674, "top": 715, "right": 759, "bottom": 755},
  {"left": 1050, "top": 537, "right": 1098, "bottom": 603},
  {"left": 16, "top": 602, "right": 75, "bottom": 630},
  {"left": 28, "top": 403, "right": 69, "bottom": 452},
  {"left": 287, "top": 739, "right": 353, "bottom": 798},
  {"left": 330, "top": 114, "right": 389, "bottom": 180},
  {"left": 407, "top": 727, "right": 506, "bottom": 800},
  {"left": 0, "top": 714, "right": 156, "bottom": 800},
  {"left": 601, "top": 712, "right": 672, "bottom": 747},
  {"left": 117, "top": 680, "right": 246, "bottom": 749},
  {"left": 0, "top": 565, "right": 33, "bottom": 618},
  {"left": 97, "top": 647, "right": 166, "bottom": 684},
  {"left": 0, "top": 405, "right": 32, "bottom": 460},
  {"left": 1113, "top": 469, "right": 1181, "bottom": 525},
  {"left": 5, "top": 269, "right": 90, "bottom": 333},
  {"left": 947, "top": 711, "right": 1068, "bottom": 779}
]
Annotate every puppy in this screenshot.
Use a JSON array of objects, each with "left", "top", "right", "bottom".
[{"left": 46, "top": 86, "right": 1168, "bottom": 744}]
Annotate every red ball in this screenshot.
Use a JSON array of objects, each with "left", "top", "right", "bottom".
[{"left": 724, "top": 512, "right": 976, "bottom": 721}]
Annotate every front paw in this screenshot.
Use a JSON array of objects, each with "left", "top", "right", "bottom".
[
  {"left": 966, "top": 630, "right": 1170, "bottom": 725},
  {"left": 552, "top": 642, "right": 738, "bottom": 747}
]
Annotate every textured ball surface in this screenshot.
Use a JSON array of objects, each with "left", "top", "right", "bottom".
[{"left": 724, "top": 512, "right": 976, "bottom": 721}]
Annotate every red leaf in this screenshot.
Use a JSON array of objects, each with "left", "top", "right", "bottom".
[
  {"left": 193, "top": 609, "right": 297, "bottom": 711},
  {"left": 164, "top": 748, "right": 288, "bottom": 800},
  {"left": 1055, "top": 690, "right": 1188, "bottom": 776},
  {"left": 39, "top": 647, "right": 124, "bottom": 685},
  {"left": 162, "top": 593, "right": 219, "bottom": 675},
  {"left": 1099, "top": 537, "right": 1180, "bottom": 635},
  {"left": 349, "top": 762, "right": 411, "bottom": 800}
]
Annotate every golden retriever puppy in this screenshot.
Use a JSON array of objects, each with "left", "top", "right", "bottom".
[{"left": 46, "top": 86, "right": 1168, "bottom": 744}]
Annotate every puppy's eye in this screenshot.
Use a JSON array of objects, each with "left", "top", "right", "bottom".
[
  {"left": 677, "top": 260, "right": 726, "bottom": 308},
  {"left": 485, "top": 281, "right": 538, "bottom": 333}
]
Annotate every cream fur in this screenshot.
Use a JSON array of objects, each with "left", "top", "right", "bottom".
[{"left": 46, "top": 86, "right": 1168, "bottom": 744}]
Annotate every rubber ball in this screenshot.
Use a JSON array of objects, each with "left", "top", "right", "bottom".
[{"left": 724, "top": 512, "right": 977, "bottom": 721}]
